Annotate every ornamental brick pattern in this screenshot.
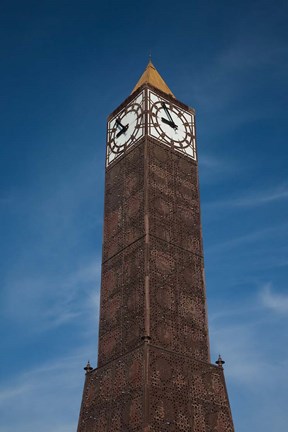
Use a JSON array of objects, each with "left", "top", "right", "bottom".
[
  {"left": 78, "top": 344, "right": 233, "bottom": 432},
  {"left": 77, "top": 80, "right": 234, "bottom": 431}
]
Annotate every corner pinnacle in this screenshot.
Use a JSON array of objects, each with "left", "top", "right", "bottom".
[
  {"left": 84, "top": 360, "right": 93, "bottom": 374},
  {"left": 215, "top": 354, "right": 225, "bottom": 368}
]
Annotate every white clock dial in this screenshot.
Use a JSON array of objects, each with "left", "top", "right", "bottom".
[
  {"left": 107, "top": 92, "right": 144, "bottom": 166},
  {"left": 148, "top": 91, "right": 196, "bottom": 160}
]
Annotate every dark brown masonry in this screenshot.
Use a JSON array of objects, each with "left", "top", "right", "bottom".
[{"left": 77, "top": 62, "right": 235, "bottom": 432}]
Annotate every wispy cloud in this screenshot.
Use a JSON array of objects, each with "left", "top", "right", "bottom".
[
  {"left": 260, "top": 283, "right": 288, "bottom": 314},
  {"left": 211, "top": 317, "right": 288, "bottom": 432},
  {"left": 211, "top": 325, "right": 264, "bottom": 384},
  {"left": 0, "top": 351, "right": 88, "bottom": 432},
  {"left": 180, "top": 38, "right": 288, "bottom": 148},
  {"left": 0, "top": 383, "right": 32, "bottom": 403},
  {"left": 226, "top": 185, "right": 288, "bottom": 208},
  {"left": 198, "top": 152, "right": 239, "bottom": 184},
  {"left": 205, "top": 184, "right": 288, "bottom": 210},
  {"left": 200, "top": 154, "right": 224, "bottom": 169},
  {"left": 206, "top": 223, "right": 287, "bottom": 253},
  {"left": 190, "top": 39, "right": 288, "bottom": 110},
  {"left": 210, "top": 296, "right": 288, "bottom": 386},
  {"left": 2, "top": 258, "right": 101, "bottom": 332}
]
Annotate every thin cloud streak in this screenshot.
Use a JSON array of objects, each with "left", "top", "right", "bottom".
[
  {"left": 210, "top": 299, "right": 288, "bottom": 387},
  {"left": 211, "top": 319, "right": 285, "bottom": 386},
  {"left": 206, "top": 223, "right": 288, "bottom": 253},
  {"left": 204, "top": 184, "right": 288, "bottom": 210},
  {"left": 2, "top": 258, "right": 101, "bottom": 332},
  {"left": 0, "top": 351, "right": 87, "bottom": 432},
  {"left": 260, "top": 283, "right": 288, "bottom": 314},
  {"left": 188, "top": 39, "right": 288, "bottom": 119},
  {"left": 198, "top": 152, "right": 238, "bottom": 184}
]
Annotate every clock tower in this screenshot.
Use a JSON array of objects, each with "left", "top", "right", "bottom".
[{"left": 77, "top": 60, "right": 235, "bottom": 432}]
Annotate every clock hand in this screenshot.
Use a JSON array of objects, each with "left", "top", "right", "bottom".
[
  {"left": 116, "top": 123, "right": 129, "bottom": 138},
  {"left": 115, "top": 118, "right": 125, "bottom": 130},
  {"left": 161, "top": 117, "right": 178, "bottom": 130},
  {"left": 161, "top": 103, "right": 174, "bottom": 124}
]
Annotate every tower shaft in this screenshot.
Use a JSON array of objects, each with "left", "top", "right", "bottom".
[{"left": 98, "top": 131, "right": 209, "bottom": 367}]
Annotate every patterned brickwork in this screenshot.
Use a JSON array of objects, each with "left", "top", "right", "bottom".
[
  {"left": 148, "top": 345, "right": 234, "bottom": 432},
  {"left": 78, "top": 346, "right": 145, "bottom": 432},
  {"left": 78, "top": 344, "right": 234, "bottom": 432},
  {"left": 103, "top": 142, "right": 145, "bottom": 262},
  {"left": 99, "top": 140, "right": 209, "bottom": 365},
  {"left": 98, "top": 141, "right": 146, "bottom": 366},
  {"left": 149, "top": 237, "right": 209, "bottom": 361},
  {"left": 98, "top": 237, "right": 146, "bottom": 366},
  {"left": 147, "top": 141, "right": 209, "bottom": 362},
  {"left": 148, "top": 140, "right": 202, "bottom": 256}
]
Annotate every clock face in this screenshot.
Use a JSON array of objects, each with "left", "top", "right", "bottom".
[
  {"left": 107, "top": 92, "right": 144, "bottom": 166},
  {"left": 148, "top": 91, "right": 196, "bottom": 160}
]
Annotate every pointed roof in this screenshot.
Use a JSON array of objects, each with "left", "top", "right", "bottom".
[{"left": 131, "top": 60, "right": 175, "bottom": 97}]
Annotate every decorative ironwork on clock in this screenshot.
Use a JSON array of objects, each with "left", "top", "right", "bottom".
[
  {"left": 148, "top": 90, "right": 197, "bottom": 160},
  {"left": 107, "top": 92, "right": 144, "bottom": 166}
]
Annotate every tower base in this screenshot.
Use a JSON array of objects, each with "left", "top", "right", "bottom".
[{"left": 77, "top": 343, "right": 234, "bottom": 432}]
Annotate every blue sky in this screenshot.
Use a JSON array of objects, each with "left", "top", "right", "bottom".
[{"left": 1, "top": 0, "right": 288, "bottom": 430}]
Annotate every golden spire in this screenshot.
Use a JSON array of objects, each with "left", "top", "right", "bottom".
[{"left": 131, "top": 60, "right": 175, "bottom": 97}]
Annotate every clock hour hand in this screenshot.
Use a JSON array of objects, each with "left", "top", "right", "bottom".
[
  {"left": 161, "top": 117, "right": 178, "bottom": 130},
  {"left": 115, "top": 118, "right": 129, "bottom": 137},
  {"left": 116, "top": 123, "right": 129, "bottom": 138}
]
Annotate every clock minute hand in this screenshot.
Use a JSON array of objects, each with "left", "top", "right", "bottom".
[
  {"left": 115, "top": 118, "right": 125, "bottom": 130},
  {"left": 162, "top": 103, "right": 174, "bottom": 123}
]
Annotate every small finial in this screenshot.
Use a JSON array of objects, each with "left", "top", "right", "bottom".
[
  {"left": 215, "top": 354, "right": 225, "bottom": 368},
  {"left": 84, "top": 360, "right": 93, "bottom": 374},
  {"left": 148, "top": 50, "right": 152, "bottom": 63}
]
